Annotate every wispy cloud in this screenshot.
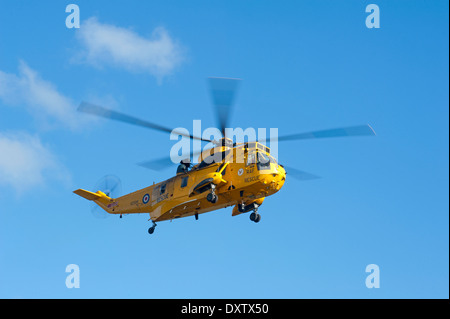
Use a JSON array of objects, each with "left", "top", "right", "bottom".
[
  {"left": 0, "top": 132, "right": 70, "bottom": 194},
  {"left": 0, "top": 62, "right": 85, "bottom": 194},
  {"left": 75, "top": 17, "right": 184, "bottom": 80},
  {"left": 0, "top": 61, "right": 80, "bottom": 129}
]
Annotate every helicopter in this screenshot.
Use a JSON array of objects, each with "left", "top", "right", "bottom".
[{"left": 73, "top": 77, "right": 376, "bottom": 235}]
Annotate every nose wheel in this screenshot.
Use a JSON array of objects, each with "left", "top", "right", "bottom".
[{"left": 206, "top": 184, "right": 218, "bottom": 203}]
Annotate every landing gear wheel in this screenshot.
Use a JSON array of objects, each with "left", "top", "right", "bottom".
[
  {"left": 207, "top": 193, "right": 218, "bottom": 203},
  {"left": 250, "top": 212, "right": 261, "bottom": 223},
  {"left": 206, "top": 184, "right": 218, "bottom": 203},
  {"left": 148, "top": 221, "right": 157, "bottom": 235}
]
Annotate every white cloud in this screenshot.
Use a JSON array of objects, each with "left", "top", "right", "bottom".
[
  {"left": 0, "top": 61, "right": 80, "bottom": 129},
  {"left": 0, "top": 132, "right": 70, "bottom": 193},
  {"left": 75, "top": 17, "right": 184, "bottom": 79}
]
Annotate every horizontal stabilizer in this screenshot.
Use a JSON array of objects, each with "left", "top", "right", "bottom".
[
  {"left": 74, "top": 189, "right": 101, "bottom": 200},
  {"left": 73, "top": 189, "right": 111, "bottom": 205}
]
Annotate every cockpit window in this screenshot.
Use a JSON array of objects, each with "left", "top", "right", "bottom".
[
  {"left": 181, "top": 177, "right": 188, "bottom": 188},
  {"left": 257, "top": 152, "right": 271, "bottom": 170},
  {"left": 198, "top": 150, "right": 230, "bottom": 169},
  {"left": 246, "top": 152, "right": 256, "bottom": 166}
]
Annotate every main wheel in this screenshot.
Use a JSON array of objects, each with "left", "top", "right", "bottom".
[
  {"left": 250, "top": 212, "right": 256, "bottom": 221},
  {"left": 207, "top": 193, "right": 218, "bottom": 203},
  {"left": 148, "top": 226, "right": 155, "bottom": 234},
  {"left": 254, "top": 213, "right": 261, "bottom": 223}
]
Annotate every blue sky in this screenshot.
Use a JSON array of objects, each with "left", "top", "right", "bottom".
[{"left": 0, "top": 0, "right": 448, "bottom": 298}]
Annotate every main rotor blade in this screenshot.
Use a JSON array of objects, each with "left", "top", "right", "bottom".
[
  {"left": 78, "top": 102, "right": 212, "bottom": 142},
  {"left": 208, "top": 77, "right": 241, "bottom": 137},
  {"left": 137, "top": 156, "right": 178, "bottom": 171},
  {"left": 137, "top": 148, "right": 209, "bottom": 171},
  {"left": 260, "top": 124, "right": 376, "bottom": 143},
  {"left": 281, "top": 165, "right": 321, "bottom": 181}
]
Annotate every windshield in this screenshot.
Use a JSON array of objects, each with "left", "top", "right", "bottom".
[
  {"left": 246, "top": 152, "right": 256, "bottom": 166},
  {"left": 198, "top": 150, "right": 230, "bottom": 169},
  {"left": 257, "top": 152, "right": 271, "bottom": 170}
]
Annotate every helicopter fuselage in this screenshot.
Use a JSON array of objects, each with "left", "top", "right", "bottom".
[{"left": 74, "top": 141, "right": 286, "bottom": 223}]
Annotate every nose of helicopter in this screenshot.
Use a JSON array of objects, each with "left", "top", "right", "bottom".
[
  {"left": 274, "top": 165, "right": 286, "bottom": 191},
  {"left": 260, "top": 164, "right": 286, "bottom": 193},
  {"left": 277, "top": 165, "right": 286, "bottom": 186},
  {"left": 278, "top": 165, "right": 286, "bottom": 180}
]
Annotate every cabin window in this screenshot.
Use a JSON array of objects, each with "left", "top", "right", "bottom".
[
  {"left": 181, "top": 177, "right": 188, "bottom": 188},
  {"left": 160, "top": 183, "right": 166, "bottom": 194}
]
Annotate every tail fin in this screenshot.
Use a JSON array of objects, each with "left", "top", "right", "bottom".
[{"left": 73, "top": 189, "right": 111, "bottom": 206}]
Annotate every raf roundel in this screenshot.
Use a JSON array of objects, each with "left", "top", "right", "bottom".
[{"left": 142, "top": 193, "right": 150, "bottom": 204}]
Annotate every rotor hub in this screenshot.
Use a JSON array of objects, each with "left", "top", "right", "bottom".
[{"left": 213, "top": 137, "right": 234, "bottom": 147}]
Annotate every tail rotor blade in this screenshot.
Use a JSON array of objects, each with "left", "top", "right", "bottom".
[{"left": 91, "top": 175, "right": 122, "bottom": 219}]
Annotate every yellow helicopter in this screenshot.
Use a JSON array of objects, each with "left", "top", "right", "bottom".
[{"left": 74, "top": 77, "right": 376, "bottom": 235}]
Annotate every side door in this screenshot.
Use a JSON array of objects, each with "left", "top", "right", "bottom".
[
  {"left": 170, "top": 174, "right": 190, "bottom": 200},
  {"left": 151, "top": 178, "right": 175, "bottom": 205}
]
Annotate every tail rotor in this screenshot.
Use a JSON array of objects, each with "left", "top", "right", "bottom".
[{"left": 91, "top": 175, "right": 122, "bottom": 219}]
